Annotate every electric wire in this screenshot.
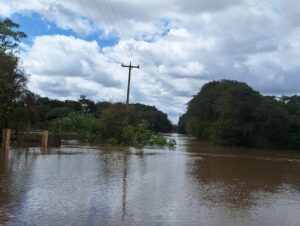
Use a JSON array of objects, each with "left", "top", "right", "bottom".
[
  {"left": 77, "top": 0, "right": 93, "bottom": 22},
  {"left": 94, "top": 0, "right": 113, "bottom": 35},
  {"left": 105, "top": 0, "right": 136, "bottom": 62},
  {"left": 77, "top": 0, "right": 136, "bottom": 63}
]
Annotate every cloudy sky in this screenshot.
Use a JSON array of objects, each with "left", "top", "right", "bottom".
[{"left": 1, "top": 0, "right": 300, "bottom": 122}]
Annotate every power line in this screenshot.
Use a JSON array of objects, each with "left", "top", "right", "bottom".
[
  {"left": 94, "top": 0, "right": 113, "bottom": 34},
  {"left": 77, "top": 0, "right": 136, "bottom": 63},
  {"left": 77, "top": 0, "right": 93, "bottom": 21},
  {"left": 107, "top": 0, "right": 125, "bottom": 37},
  {"left": 105, "top": 0, "right": 136, "bottom": 62},
  {"left": 77, "top": 0, "right": 111, "bottom": 38}
]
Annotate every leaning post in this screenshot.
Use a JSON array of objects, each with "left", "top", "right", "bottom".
[
  {"left": 2, "top": 129, "right": 11, "bottom": 152},
  {"left": 42, "top": 130, "right": 49, "bottom": 148}
]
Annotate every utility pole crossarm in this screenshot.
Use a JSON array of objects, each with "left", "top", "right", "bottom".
[
  {"left": 121, "top": 62, "right": 140, "bottom": 105},
  {"left": 122, "top": 64, "right": 140, "bottom": 69}
]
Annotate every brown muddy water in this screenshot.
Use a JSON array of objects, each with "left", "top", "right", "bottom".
[{"left": 0, "top": 134, "right": 300, "bottom": 226}]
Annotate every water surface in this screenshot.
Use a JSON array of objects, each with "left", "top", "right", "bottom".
[{"left": 0, "top": 134, "right": 300, "bottom": 226}]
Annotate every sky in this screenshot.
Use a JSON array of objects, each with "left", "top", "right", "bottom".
[{"left": 1, "top": 0, "right": 300, "bottom": 123}]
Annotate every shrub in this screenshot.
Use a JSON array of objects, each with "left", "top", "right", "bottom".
[{"left": 50, "top": 112, "right": 100, "bottom": 142}]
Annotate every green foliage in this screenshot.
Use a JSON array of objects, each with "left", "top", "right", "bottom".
[
  {"left": 121, "top": 125, "right": 135, "bottom": 144},
  {"left": 45, "top": 107, "right": 74, "bottom": 121},
  {"left": 50, "top": 112, "right": 100, "bottom": 142},
  {"left": 99, "top": 105, "right": 130, "bottom": 141},
  {"left": 179, "top": 80, "right": 300, "bottom": 149},
  {"left": 48, "top": 109, "right": 171, "bottom": 148},
  {"left": 107, "top": 138, "right": 118, "bottom": 146},
  {"left": 254, "top": 97, "right": 289, "bottom": 145},
  {"left": 132, "top": 120, "right": 153, "bottom": 147},
  {"left": 150, "top": 133, "right": 168, "bottom": 146},
  {"left": 0, "top": 18, "right": 27, "bottom": 129},
  {"left": 99, "top": 105, "right": 172, "bottom": 145},
  {"left": 105, "top": 118, "right": 169, "bottom": 148},
  {"left": 288, "top": 133, "right": 300, "bottom": 149},
  {"left": 0, "top": 50, "right": 27, "bottom": 129},
  {"left": 0, "top": 18, "right": 27, "bottom": 53}
]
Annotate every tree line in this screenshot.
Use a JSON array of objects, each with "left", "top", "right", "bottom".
[
  {"left": 0, "top": 18, "right": 173, "bottom": 146},
  {"left": 179, "top": 80, "right": 300, "bottom": 149}
]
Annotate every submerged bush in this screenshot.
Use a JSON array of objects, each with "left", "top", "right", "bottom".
[
  {"left": 50, "top": 112, "right": 100, "bottom": 142},
  {"left": 49, "top": 109, "right": 176, "bottom": 148},
  {"left": 150, "top": 133, "right": 168, "bottom": 146},
  {"left": 107, "top": 138, "right": 118, "bottom": 146},
  {"left": 112, "top": 120, "right": 172, "bottom": 148}
]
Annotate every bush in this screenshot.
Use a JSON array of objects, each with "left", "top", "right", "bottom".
[
  {"left": 107, "top": 138, "right": 118, "bottom": 146},
  {"left": 150, "top": 133, "right": 168, "bottom": 146},
  {"left": 50, "top": 112, "right": 100, "bottom": 142},
  {"left": 109, "top": 120, "right": 171, "bottom": 148},
  {"left": 288, "top": 133, "right": 300, "bottom": 149}
]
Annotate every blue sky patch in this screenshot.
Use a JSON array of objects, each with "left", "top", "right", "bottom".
[{"left": 12, "top": 12, "right": 119, "bottom": 48}]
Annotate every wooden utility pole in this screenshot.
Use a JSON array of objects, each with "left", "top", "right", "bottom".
[{"left": 121, "top": 62, "right": 139, "bottom": 105}]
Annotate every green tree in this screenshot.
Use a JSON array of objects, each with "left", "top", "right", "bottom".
[
  {"left": 0, "top": 18, "right": 27, "bottom": 53},
  {"left": 180, "top": 80, "right": 300, "bottom": 149},
  {"left": 254, "top": 96, "right": 289, "bottom": 145},
  {"left": 280, "top": 96, "right": 300, "bottom": 148},
  {"left": 0, "top": 18, "right": 27, "bottom": 129},
  {"left": 0, "top": 52, "right": 27, "bottom": 128},
  {"left": 182, "top": 80, "right": 261, "bottom": 146}
]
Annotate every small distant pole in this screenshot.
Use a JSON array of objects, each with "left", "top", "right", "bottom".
[
  {"left": 121, "top": 62, "right": 140, "bottom": 105},
  {"left": 2, "top": 129, "right": 11, "bottom": 151},
  {"left": 42, "top": 131, "right": 48, "bottom": 148}
]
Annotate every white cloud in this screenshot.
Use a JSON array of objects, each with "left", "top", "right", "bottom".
[{"left": 1, "top": 0, "right": 300, "bottom": 122}]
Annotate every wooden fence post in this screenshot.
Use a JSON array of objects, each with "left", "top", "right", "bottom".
[
  {"left": 2, "top": 129, "right": 11, "bottom": 151},
  {"left": 42, "top": 130, "right": 48, "bottom": 148}
]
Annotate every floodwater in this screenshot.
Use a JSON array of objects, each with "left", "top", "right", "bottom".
[{"left": 0, "top": 134, "right": 300, "bottom": 226}]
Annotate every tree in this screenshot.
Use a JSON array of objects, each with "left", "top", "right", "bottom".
[
  {"left": 0, "top": 18, "right": 27, "bottom": 129},
  {"left": 98, "top": 104, "right": 173, "bottom": 144},
  {"left": 0, "top": 18, "right": 27, "bottom": 53},
  {"left": 79, "top": 95, "right": 96, "bottom": 114},
  {"left": 180, "top": 80, "right": 300, "bottom": 149},
  {"left": 280, "top": 96, "right": 300, "bottom": 148},
  {"left": 254, "top": 96, "right": 289, "bottom": 145},
  {"left": 0, "top": 52, "right": 27, "bottom": 128},
  {"left": 182, "top": 80, "right": 261, "bottom": 146}
]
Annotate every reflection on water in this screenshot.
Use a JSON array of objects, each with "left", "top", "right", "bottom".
[{"left": 0, "top": 134, "right": 300, "bottom": 226}]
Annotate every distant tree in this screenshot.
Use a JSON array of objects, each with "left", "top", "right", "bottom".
[
  {"left": 254, "top": 96, "right": 289, "bottom": 145},
  {"left": 79, "top": 95, "right": 96, "bottom": 114},
  {"left": 64, "top": 100, "right": 82, "bottom": 111},
  {"left": 95, "top": 101, "right": 112, "bottom": 115},
  {"left": 99, "top": 105, "right": 130, "bottom": 141},
  {"left": 99, "top": 104, "right": 173, "bottom": 142},
  {"left": 182, "top": 80, "right": 261, "bottom": 146},
  {"left": 280, "top": 96, "right": 300, "bottom": 148},
  {"left": 129, "top": 104, "right": 173, "bottom": 132},
  {"left": 45, "top": 107, "right": 74, "bottom": 121},
  {"left": 180, "top": 80, "right": 300, "bottom": 149}
]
